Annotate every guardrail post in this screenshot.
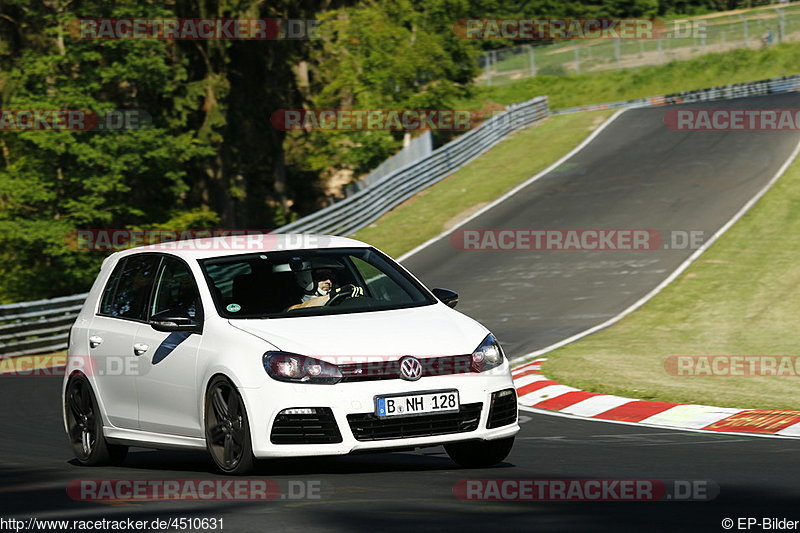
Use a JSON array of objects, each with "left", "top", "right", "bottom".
[
  {"left": 738, "top": 14, "right": 748, "bottom": 46},
  {"left": 488, "top": 50, "right": 495, "bottom": 86},
  {"left": 775, "top": 8, "right": 785, "bottom": 43},
  {"left": 528, "top": 44, "right": 536, "bottom": 77}
]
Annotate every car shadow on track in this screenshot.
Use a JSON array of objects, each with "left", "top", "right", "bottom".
[{"left": 77, "top": 447, "right": 514, "bottom": 476}]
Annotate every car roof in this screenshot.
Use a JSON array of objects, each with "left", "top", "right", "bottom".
[{"left": 103, "top": 233, "right": 371, "bottom": 265}]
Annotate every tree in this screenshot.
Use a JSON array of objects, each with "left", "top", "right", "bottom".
[
  {"left": 285, "top": 0, "right": 482, "bottom": 199},
  {"left": 0, "top": 0, "right": 352, "bottom": 301},
  {"left": 0, "top": 0, "right": 212, "bottom": 301}
]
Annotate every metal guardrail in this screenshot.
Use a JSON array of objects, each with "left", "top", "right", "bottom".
[
  {"left": 344, "top": 130, "right": 433, "bottom": 197},
  {"left": 275, "top": 96, "right": 550, "bottom": 235},
  {"left": 6, "top": 72, "right": 800, "bottom": 357},
  {"left": 0, "top": 97, "right": 550, "bottom": 357},
  {"left": 0, "top": 293, "right": 88, "bottom": 356},
  {"left": 554, "top": 74, "right": 800, "bottom": 114}
]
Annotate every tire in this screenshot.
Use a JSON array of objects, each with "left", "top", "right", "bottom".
[
  {"left": 445, "top": 437, "right": 515, "bottom": 468},
  {"left": 205, "top": 376, "right": 255, "bottom": 475},
  {"left": 65, "top": 375, "right": 129, "bottom": 466}
]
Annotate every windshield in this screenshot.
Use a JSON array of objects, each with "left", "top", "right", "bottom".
[{"left": 200, "top": 247, "right": 436, "bottom": 319}]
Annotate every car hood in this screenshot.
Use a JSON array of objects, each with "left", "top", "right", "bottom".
[{"left": 228, "top": 304, "right": 487, "bottom": 358}]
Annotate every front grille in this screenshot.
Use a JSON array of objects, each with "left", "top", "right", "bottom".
[
  {"left": 487, "top": 389, "right": 518, "bottom": 429},
  {"left": 347, "top": 402, "right": 482, "bottom": 441},
  {"left": 339, "top": 355, "right": 474, "bottom": 382},
  {"left": 270, "top": 408, "right": 343, "bottom": 444}
]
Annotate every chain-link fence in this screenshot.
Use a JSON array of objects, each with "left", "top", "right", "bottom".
[{"left": 478, "top": 4, "right": 800, "bottom": 85}]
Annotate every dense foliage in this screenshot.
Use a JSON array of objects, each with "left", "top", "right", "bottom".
[{"left": 0, "top": 0, "right": 768, "bottom": 301}]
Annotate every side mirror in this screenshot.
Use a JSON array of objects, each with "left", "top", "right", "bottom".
[
  {"left": 149, "top": 310, "right": 202, "bottom": 334},
  {"left": 432, "top": 288, "right": 459, "bottom": 309}
]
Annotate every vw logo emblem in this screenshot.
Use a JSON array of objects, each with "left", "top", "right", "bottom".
[{"left": 399, "top": 356, "right": 423, "bottom": 381}]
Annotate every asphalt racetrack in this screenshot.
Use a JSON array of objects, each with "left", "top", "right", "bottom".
[
  {"left": 406, "top": 92, "right": 800, "bottom": 356},
  {"left": 2, "top": 94, "right": 799, "bottom": 532}
]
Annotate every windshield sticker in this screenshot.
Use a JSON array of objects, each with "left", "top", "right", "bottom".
[{"left": 226, "top": 303, "right": 241, "bottom": 313}]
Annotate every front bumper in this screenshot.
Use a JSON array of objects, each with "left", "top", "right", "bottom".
[{"left": 242, "top": 363, "right": 519, "bottom": 458}]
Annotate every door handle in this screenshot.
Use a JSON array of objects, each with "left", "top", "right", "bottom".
[
  {"left": 133, "top": 343, "right": 149, "bottom": 356},
  {"left": 89, "top": 335, "right": 103, "bottom": 349}
]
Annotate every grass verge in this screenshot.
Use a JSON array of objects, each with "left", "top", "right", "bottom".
[
  {"left": 353, "top": 39, "right": 800, "bottom": 411},
  {"left": 460, "top": 41, "right": 800, "bottom": 111},
  {"left": 542, "top": 148, "right": 800, "bottom": 411},
  {"left": 352, "top": 109, "right": 614, "bottom": 257}
]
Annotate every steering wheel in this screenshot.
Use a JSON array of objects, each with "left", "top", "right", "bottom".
[{"left": 324, "top": 284, "right": 363, "bottom": 307}]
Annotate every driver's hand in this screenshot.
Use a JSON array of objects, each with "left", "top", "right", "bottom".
[{"left": 335, "top": 284, "right": 364, "bottom": 297}]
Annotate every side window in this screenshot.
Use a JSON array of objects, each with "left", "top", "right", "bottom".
[
  {"left": 151, "top": 256, "right": 201, "bottom": 319},
  {"left": 350, "top": 256, "right": 412, "bottom": 304},
  {"left": 99, "top": 259, "right": 125, "bottom": 315},
  {"left": 98, "top": 255, "right": 160, "bottom": 320},
  {"left": 203, "top": 262, "right": 251, "bottom": 301}
]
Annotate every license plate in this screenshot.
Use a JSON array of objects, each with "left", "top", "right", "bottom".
[{"left": 375, "top": 390, "right": 460, "bottom": 418}]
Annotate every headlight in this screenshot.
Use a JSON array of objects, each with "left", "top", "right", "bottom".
[
  {"left": 263, "top": 351, "right": 343, "bottom": 385},
  {"left": 471, "top": 333, "right": 505, "bottom": 372}
]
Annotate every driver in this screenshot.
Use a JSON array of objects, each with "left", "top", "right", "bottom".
[
  {"left": 287, "top": 267, "right": 364, "bottom": 310},
  {"left": 302, "top": 268, "right": 336, "bottom": 302}
]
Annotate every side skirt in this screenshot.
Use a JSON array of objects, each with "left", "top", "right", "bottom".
[{"left": 104, "top": 426, "right": 207, "bottom": 451}]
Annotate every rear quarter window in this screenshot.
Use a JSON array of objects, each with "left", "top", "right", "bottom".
[{"left": 98, "top": 255, "right": 160, "bottom": 321}]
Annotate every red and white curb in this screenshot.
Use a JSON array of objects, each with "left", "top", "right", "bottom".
[{"left": 512, "top": 359, "right": 800, "bottom": 438}]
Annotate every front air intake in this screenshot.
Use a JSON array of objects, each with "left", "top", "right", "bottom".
[
  {"left": 270, "top": 407, "right": 343, "bottom": 444},
  {"left": 347, "top": 403, "right": 482, "bottom": 441},
  {"left": 487, "top": 389, "right": 517, "bottom": 429}
]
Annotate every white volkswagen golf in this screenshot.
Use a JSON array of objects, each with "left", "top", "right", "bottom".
[{"left": 63, "top": 234, "right": 518, "bottom": 474}]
